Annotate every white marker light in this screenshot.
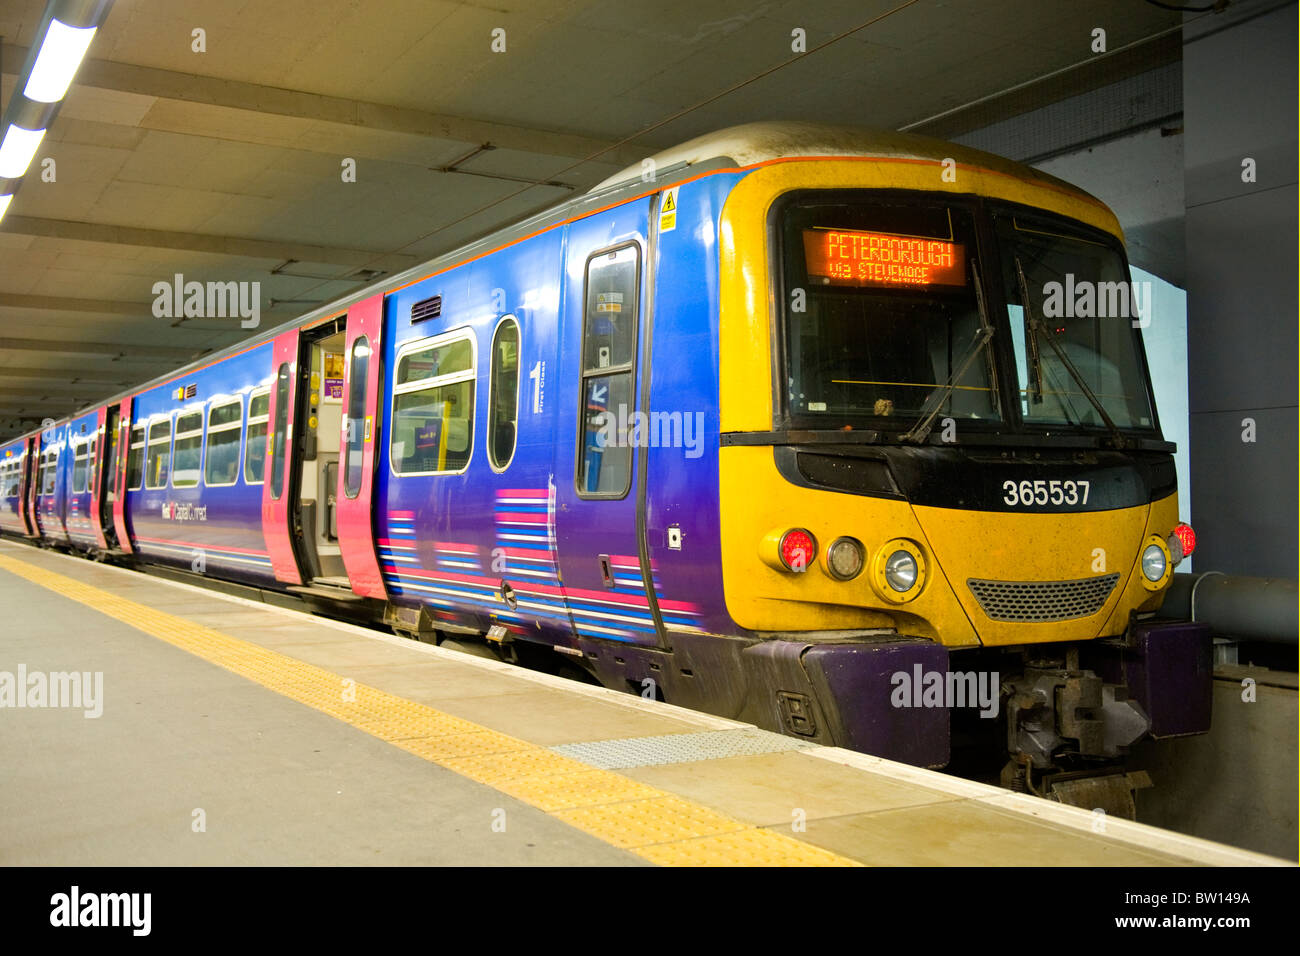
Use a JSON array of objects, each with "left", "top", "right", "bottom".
[
  {"left": 0, "top": 194, "right": 12, "bottom": 224},
  {"left": 0, "top": 125, "right": 47, "bottom": 179},
  {"left": 24, "top": 20, "right": 98, "bottom": 104}
]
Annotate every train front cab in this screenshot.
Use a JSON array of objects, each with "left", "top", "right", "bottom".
[{"left": 712, "top": 155, "right": 1211, "bottom": 810}]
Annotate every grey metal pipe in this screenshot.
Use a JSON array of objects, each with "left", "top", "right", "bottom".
[{"left": 1156, "top": 573, "right": 1298, "bottom": 644}]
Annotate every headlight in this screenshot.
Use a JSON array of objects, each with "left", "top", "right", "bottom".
[
  {"left": 870, "top": 538, "right": 925, "bottom": 603},
  {"left": 824, "top": 536, "right": 865, "bottom": 581},
  {"left": 885, "top": 550, "right": 917, "bottom": 591},
  {"left": 1139, "top": 535, "right": 1172, "bottom": 590},
  {"left": 1141, "top": 545, "right": 1166, "bottom": 581}
]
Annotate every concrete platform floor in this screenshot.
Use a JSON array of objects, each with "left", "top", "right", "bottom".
[{"left": 0, "top": 539, "right": 1287, "bottom": 867}]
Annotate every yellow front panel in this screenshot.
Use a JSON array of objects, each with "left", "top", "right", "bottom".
[
  {"left": 910, "top": 500, "right": 1150, "bottom": 646},
  {"left": 719, "top": 445, "right": 980, "bottom": 646}
]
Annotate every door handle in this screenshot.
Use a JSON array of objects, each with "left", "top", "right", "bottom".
[{"left": 598, "top": 553, "right": 614, "bottom": 589}]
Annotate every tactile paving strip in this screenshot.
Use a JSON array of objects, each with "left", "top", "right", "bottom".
[
  {"left": 552, "top": 728, "right": 814, "bottom": 769},
  {"left": 0, "top": 552, "right": 858, "bottom": 868}
]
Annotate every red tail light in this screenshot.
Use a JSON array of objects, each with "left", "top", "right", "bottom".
[
  {"left": 1173, "top": 523, "right": 1196, "bottom": 557},
  {"left": 779, "top": 529, "right": 816, "bottom": 573}
]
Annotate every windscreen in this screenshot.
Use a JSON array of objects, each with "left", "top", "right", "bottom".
[{"left": 995, "top": 211, "right": 1155, "bottom": 430}]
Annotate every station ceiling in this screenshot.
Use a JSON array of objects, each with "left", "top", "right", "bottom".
[{"left": 0, "top": 0, "right": 1180, "bottom": 438}]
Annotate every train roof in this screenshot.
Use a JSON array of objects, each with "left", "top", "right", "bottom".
[
  {"left": 21, "top": 121, "right": 1114, "bottom": 437},
  {"left": 589, "top": 120, "right": 1099, "bottom": 200}
]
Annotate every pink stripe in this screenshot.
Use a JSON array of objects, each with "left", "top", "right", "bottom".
[
  {"left": 385, "top": 566, "right": 493, "bottom": 588},
  {"left": 501, "top": 547, "right": 554, "bottom": 560},
  {"left": 657, "top": 598, "right": 700, "bottom": 614},
  {"left": 494, "top": 512, "right": 548, "bottom": 524},
  {"left": 434, "top": 541, "right": 479, "bottom": 553},
  {"left": 496, "top": 489, "right": 547, "bottom": 498},
  {"left": 388, "top": 510, "right": 415, "bottom": 519}
]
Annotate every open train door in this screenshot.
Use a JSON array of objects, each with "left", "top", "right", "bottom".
[
  {"left": 335, "top": 294, "right": 388, "bottom": 599},
  {"left": 19, "top": 435, "right": 37, "bottom": 537},
  {"left": 110, "top": 397, "right": 133, "bottom": 553},
  {"left": 86, "top": 406, "right": 111, "bottom": 550},
  {"left": 24, "top": 432, "right": 43, "bottom": 537},
  {"left": 262, "top": 328, "right": 306, "bottom": 585}
]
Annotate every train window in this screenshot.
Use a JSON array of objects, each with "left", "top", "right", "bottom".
[
  {"left": 145, "top": 419, "right": 172, "bottom": 489},
  {"left": 391, "top": 331, "right": 476, "bottom": 476},
  {"left": 343, "top": 336, "right": 370, "bottom": 498},
  {"left": 172, "top": 411, "right": 203, "bottom": 488},
  {"left": 88, "top": 437, "right": 97, "bottom": 496},
  {"left": 126, "top": 425, "right": 145, "bottom": 491},
  {"left": 205, "top": 399, "right": 243, "bottom": 487},
  {"left": 104, "top": 424, "right": 119, "bottom": 503},
  {"left": 488, "top": 318, "right": 520, "bottom": 472},
  {"left": 270, "top": 364, "right": 291, "bottom": 499},
  {"left": 42, "top": 449, "right": 57, "bottom": 495},
  {"left": 578, "top": 244, "right": 640, "bottom": 498},
  {"left": 779, "top": 198, "right": 996, "bottom": 428},
  {"left": 245, "top": 388, "right": 271, "bottom": 485},
  {"left": 71, "top": 440, "right": 88, "bottom": 494},
  {"left": 994, "top": 211, "right": 1155, "bottom": 430}
]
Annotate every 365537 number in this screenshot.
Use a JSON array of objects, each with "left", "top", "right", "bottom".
[{"left": 1002, "top": 479, "right": 1090, "bottom": 507}]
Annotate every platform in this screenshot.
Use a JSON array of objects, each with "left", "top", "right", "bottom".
[{"left": 0, "top": 540, "right": 1286, "bottom": 867}]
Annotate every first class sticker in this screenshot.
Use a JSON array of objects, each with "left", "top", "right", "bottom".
[{"left": 803, "top": 228, "right": 965, "bottom": 288}]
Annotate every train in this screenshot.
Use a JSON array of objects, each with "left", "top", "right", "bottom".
[{"left": 0, "top": 122, "right": 1211, "bottom": 816}]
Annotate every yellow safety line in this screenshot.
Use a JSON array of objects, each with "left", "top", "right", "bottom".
[{"left": 0, "top": 552, "right": 859, "bottom": 867}]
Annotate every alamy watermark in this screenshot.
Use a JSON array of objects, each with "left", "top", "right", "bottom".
[
  {"left": 152, "top": 273, "right": 261, "bottom": 328},
  {"left": 593, "top": 404, "right": 705, "bottom": 459},
  {"left": 1040, "top": 274, "right": 1152, "bottom": 329},
  {"left": 0, "top": 665, "right": 103, "bottom": 718},
  {"left": 890, "top": 665, "right": 999, "bottom": 718},
  {"left": 50, "top": 886, "right": 150, "bottom": 936}
]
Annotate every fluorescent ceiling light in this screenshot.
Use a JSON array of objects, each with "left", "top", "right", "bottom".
[
  {"left": 0, "top": 125, "right": 47, "bottom": 179},
  {"left": 24, "top": 19, "right": 98, "bottom": 104},
  {"left": 0, "top": 194, "right": 12, "bottom": 224}
]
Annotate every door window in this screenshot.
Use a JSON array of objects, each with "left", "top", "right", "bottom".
[{"left": 577, "top": 244, "right": 639, "bottom": 498}]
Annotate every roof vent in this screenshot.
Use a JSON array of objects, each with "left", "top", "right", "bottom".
[{"left": 411, "top": 295, "right": 442, "bottom": 323}]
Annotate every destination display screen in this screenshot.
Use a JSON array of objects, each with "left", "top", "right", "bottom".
[{"left": 802, "top": 228, "right": 966, "bottom": 288}]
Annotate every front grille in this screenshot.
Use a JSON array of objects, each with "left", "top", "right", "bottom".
[{"left": 968, "top": 574, "right": 1120, "bottom": 623}]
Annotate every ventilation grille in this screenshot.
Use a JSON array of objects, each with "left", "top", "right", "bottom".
[
  {"left": 968, "top": 574, "right": 1120, "bottom": 623},
  {"left": 411, "top": 295, "right": 442, "bottom": 323}
]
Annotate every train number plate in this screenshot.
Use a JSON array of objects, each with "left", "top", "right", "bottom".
[{"left": 1001, "top": 479, "right": 1090, "bottom": 507}]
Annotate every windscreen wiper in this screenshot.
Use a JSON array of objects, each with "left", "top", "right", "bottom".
[
  {"left": 1013, "top": 257, "right": 1125, "bottom": 444},
  {"left": 901, "top": 261, "right": 998, "bottom": 444}
]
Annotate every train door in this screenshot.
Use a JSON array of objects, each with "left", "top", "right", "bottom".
[
  {"left": 552, "top": 199, "right": 666, "bottom": 648},
  {"left": 19, "top": 436, "right": 37, "bottom": 536},
  {"left": 261, "top": 328, "right": 306, "bottom": 585},
  {"left": 335, "top": 295, "right": 388, "bottom": 599},
  {"left": 93, "top": 404, "right": 117, "bottom": 549},
  {"left": 84, "top": 406, "right": 110, "bottom": 550},
  {"left": 295, "top": 318, "right": 350, "bottom": 586},
  {"left": 111, "top": 398, "right": 134, "bottom": 552}
]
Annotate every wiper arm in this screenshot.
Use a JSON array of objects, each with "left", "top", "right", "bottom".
[
  {"left": 1014, "top": 257, "right": 1125, "bottom": 444},
  {"left": 901, "top": 261, "right": 997, "bottom": 444}
]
